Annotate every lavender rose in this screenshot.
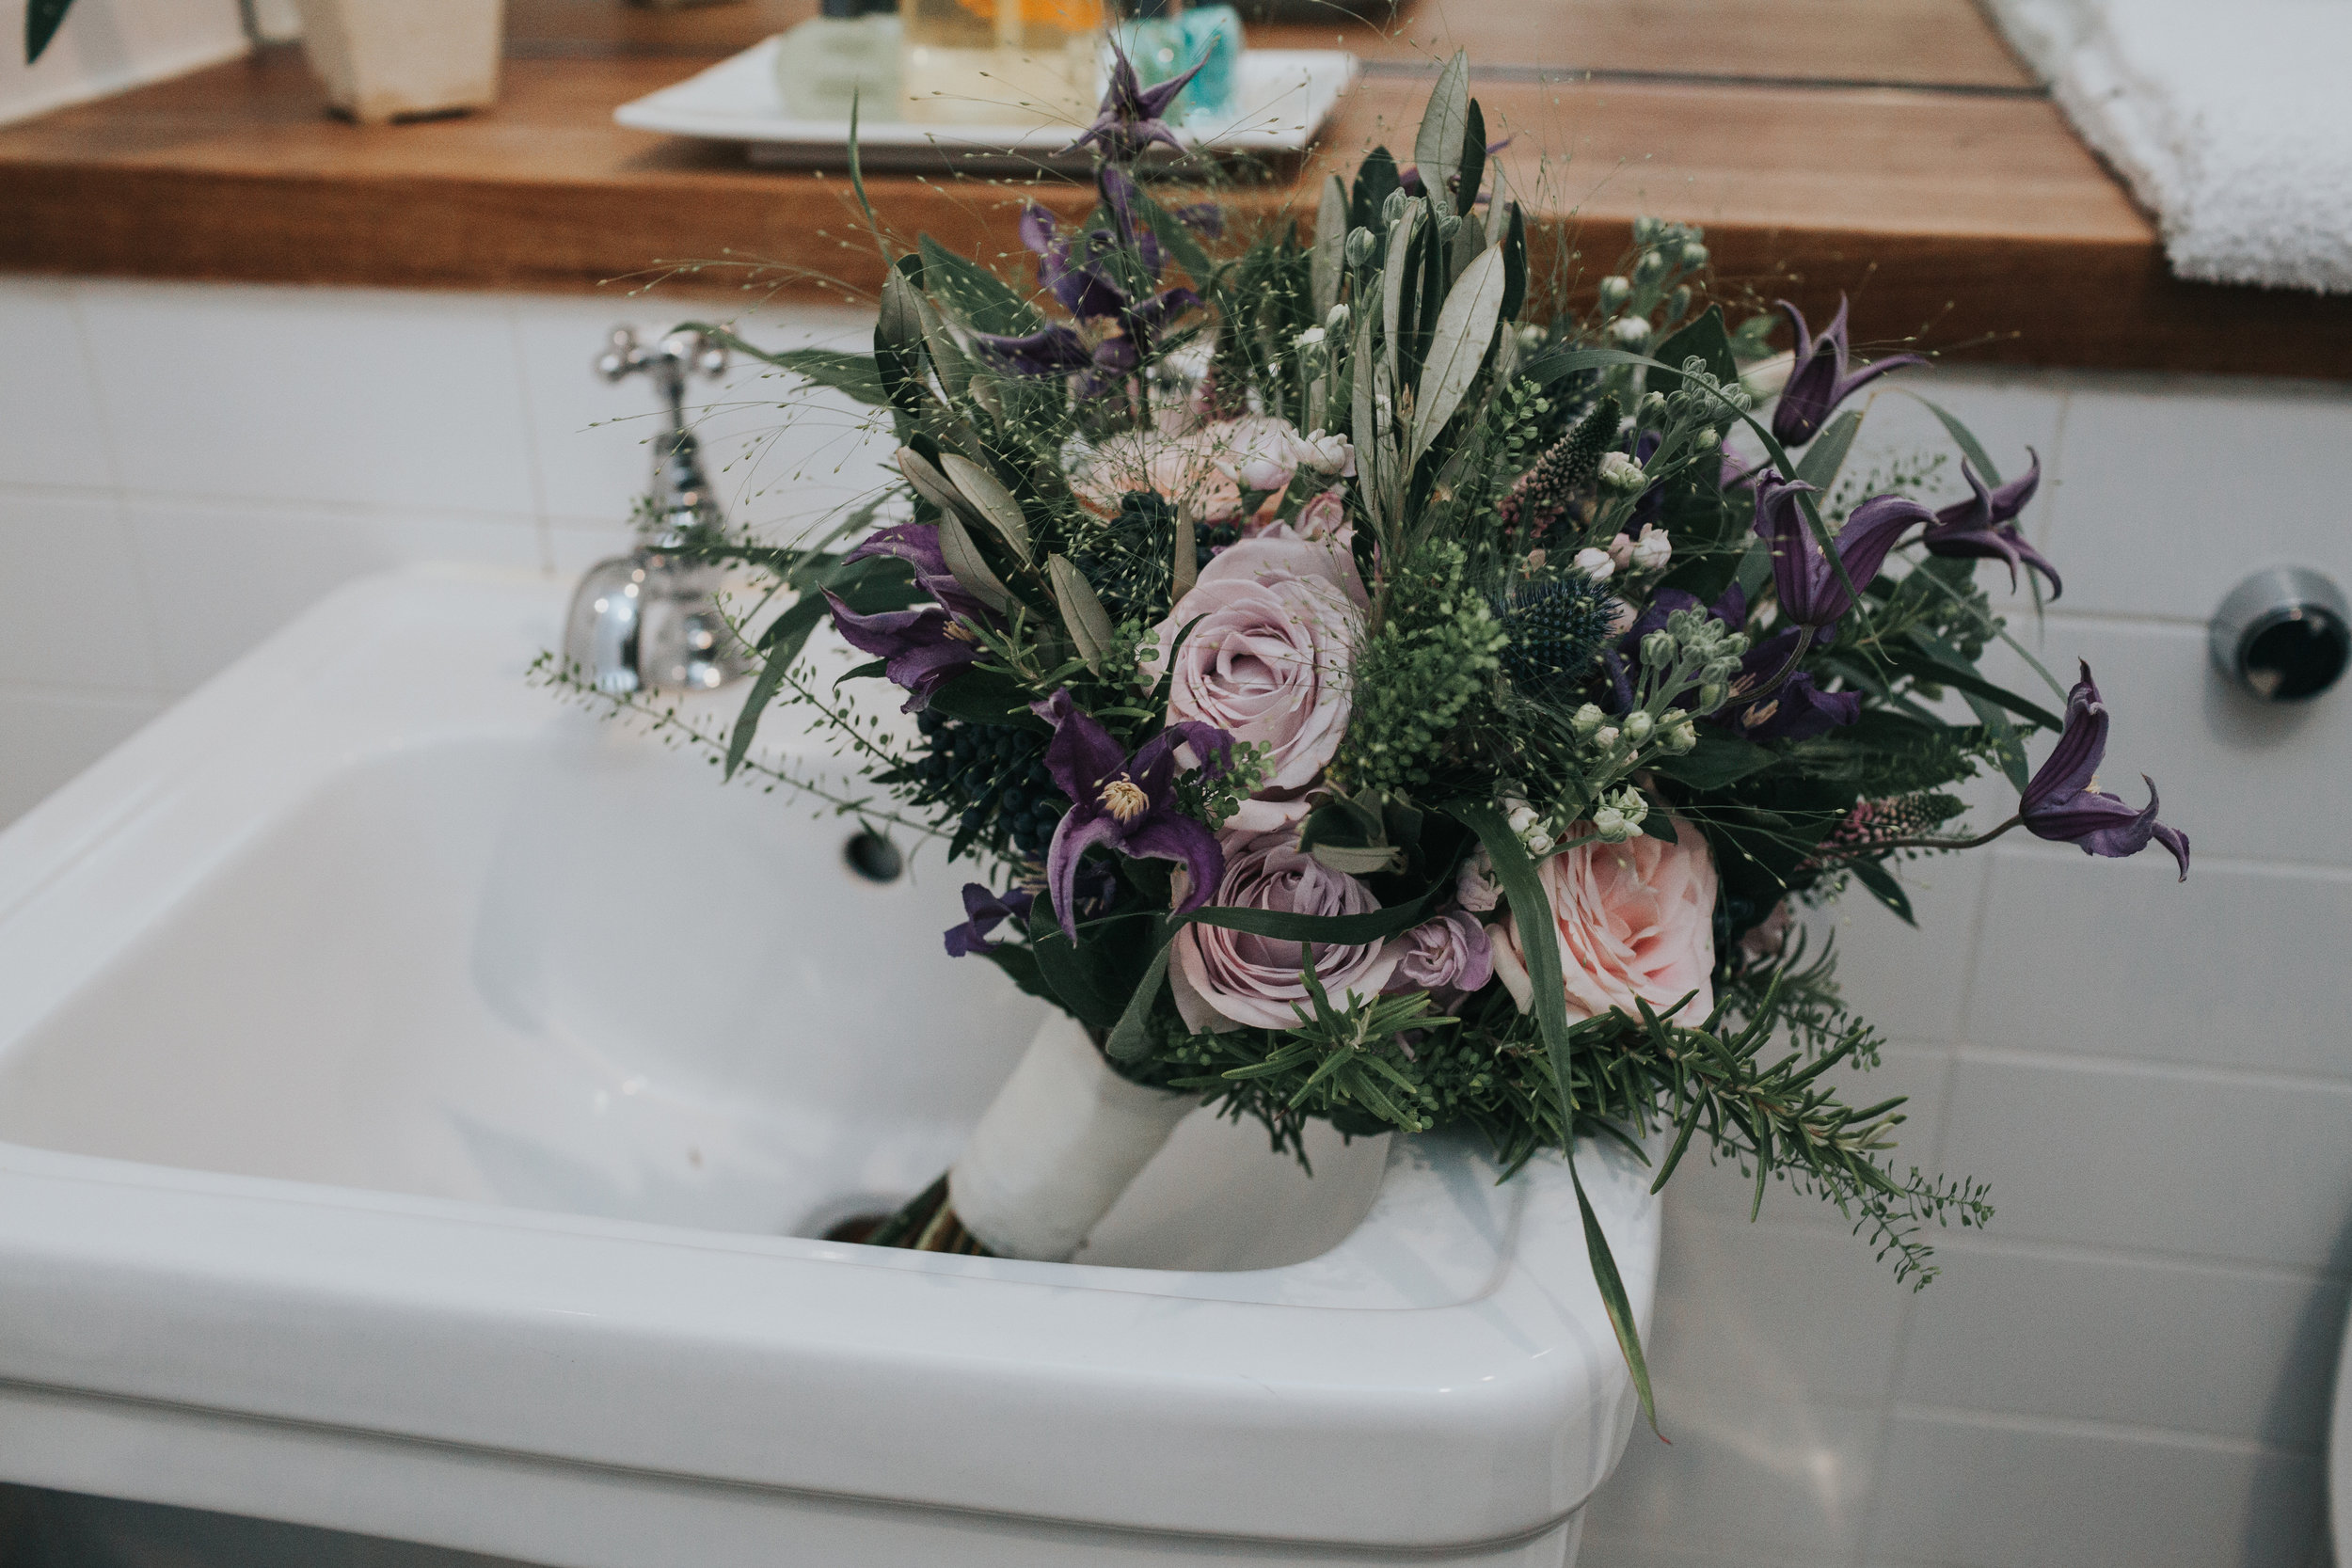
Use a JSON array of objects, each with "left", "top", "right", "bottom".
[
  {"left": 1385, "top": 911, "right": 1494, "bottom": 1010},
  {"left": 1143, "top": 524, "right": 1367, "bottom": 832},
  {"left": 1487, "top": 818, "right": 1718, "bottom": 1023},
  {"left": 1171, "top": 829, "right": 1400, "bottom": 1032}
]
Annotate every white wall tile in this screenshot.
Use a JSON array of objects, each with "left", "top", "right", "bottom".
[
  {"left": 1580, "top": 1391, "right": 1881, "bottom": 1560},
  {"left": 1971, "top": 849, "right": 2352, "bottom": 1080},
  {"left": 1986, "top": 611, "right": 2347, "bottom": 870},
  {"left": 1940, "top": 1053, "right": 2352, "bottom": 1273},
  {"left": 1899, "top": 1241, "right": 2348, "bottom": 1449},
  {"left": 511, "top": 296, "right": 894, "bottom": 540},
  {"left": 1865, "top": 1411, "right": 2323, "bottom": 1568},
  {"left": 1646, "top": 1212, "right": 1918, "bottom": 1409},
  {"left": 1806, "top": 855, "right": 1988, "bottom": 1043},
  {"left": 75, "top": 283, "right": 538, "bottom": 516},
  {"left": 2048, "top": 377, "right": 2352, "bottom": 624},
  {"left": 0, "top": 689, "right": 164, "bottom": 829},
  {"left": 123, "top": 499, "right": 542, "bottom": 691},
  {"left": 0, "top": 491, "right": 163, "bottom": 692},
  {"left": 0, "top": 280, "right": 113, "bottom": 490}
]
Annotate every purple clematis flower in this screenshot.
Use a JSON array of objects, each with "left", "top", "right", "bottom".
[
  {"left": 975, "top": 193, "right": 1201, "bottom": 399},
  {"left": 1715, "top": 626, "right": 1861, "bottom": 741},
  {"left": 2019, "top": 661, "right": 2189, "bottom": 879},
  {"left": 824, "top": 521, "right": 994, "bottom": 711},
  {"left": 1771, "top": 296, "right": 1928, "bottom": 446},
  {"left": 1924, "top": 451, "right": 2062, "bottom": 599},
  {"left": 1033, "top": 689, "right": 1232, "bottom": 939},
  {"left": 1067, "top": 42, "right": 1206, "bottom": 164},
  {"left": 944, "top": 883, "right": 1036, "bottom": 957},
  {"left": 1754, "top": 475, "right": 1932, "bottom": 629}
]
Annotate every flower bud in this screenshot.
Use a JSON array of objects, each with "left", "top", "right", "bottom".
[
  {"left": 1592, "top": 806, "right": 1632, "bottom": 842},
  {"left": 1624, "top": 709, "right": 1655, "bottom": 742},
  {"left": 1597, "top": 276, "right": 1632, "bottom": 311},
  {"left": 1638, "top": 389, "right": 1668, "bottom": 422},
  {"left": 1517, "top": 323, "right": 1548, "bottom": 352},
  {"left": 1570, "top": 703, "right": 1605, "bottom": 736},
  {"left": 1665, "top": 285, "right": 1691, "bottom": 319},
  {"left": 1606, "top": 534, "right": 1634, "bottom": 571},
  {"left": 1380, "top": 189, "right": 1408, "bottom": 225},
  {"left": 1680, "top": 241, "right": 1710, "bottom": 270},
  {"left": 1698, "top": 680, "right": 1724, "bottom": 710},
  {"left": 1344, "top": 228, "right": 1379, "bottom": 268},
  {"left": 1524, "top": 832, "right": 1554, "bottom": 856},
  {"left": 1611, "top": 316, "right": 1652, "bottom": 350},
  {"left": 1326, "top": 303, "right": 1352, "bottom": 333},
  {"left": 1631, "top": 216, "right": 1662, "bottom": 245},
  {"left": 1293, "top": 325, "right": 1327, "bottom": 352},
  {"left": 1631, "top": 248, "right": 1670, "bottom": 287},
  {"left": 1572, "top": 546, "right": 1616, "bottom": 582},
  {"left": 1664, "top": 720, "right": 1698, "bottom": 753},
  {"left": 1594, "top": 725, "right": 1621, "bottom": 749},
  {"left": 1630, "top": 524, "right": 1673, "bottom": 572},
  {"left": 1598, "top": 450, "right": 1647, "bottom": 492},
  {"left": 1505, "top": 800, "right": 1538, "bottom": 834},
  {"left": 1641, "top": 627, "right": 1675, "bottom": 668}
]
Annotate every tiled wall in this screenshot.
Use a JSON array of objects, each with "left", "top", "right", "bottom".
[{"left": 4, "top": 276, "right": 2350, "bottom": 1566}]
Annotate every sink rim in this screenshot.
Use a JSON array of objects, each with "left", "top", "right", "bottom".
[{"left": 0, "top": 565, "right": 1660, "bottom": 1552}]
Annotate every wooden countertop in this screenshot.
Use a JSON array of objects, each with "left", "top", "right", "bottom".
[{"left": 5, "top": 0, "right": 2346, "bottom": 377}]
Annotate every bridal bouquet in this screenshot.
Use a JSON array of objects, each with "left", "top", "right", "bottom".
[{"left": 594, "top": 54, "right": 2188, "bottom": 1423}]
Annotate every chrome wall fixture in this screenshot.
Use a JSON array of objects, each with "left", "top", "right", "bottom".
[
  {"left": 2209, "top": 565, "right": 2351, "bottom": 702},
  {"left": 562, "top": 327, "right": 752, "bottom": 696}
]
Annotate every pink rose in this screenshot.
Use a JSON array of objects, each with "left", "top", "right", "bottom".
[
  {"left": 1144, "top": 523, "right": 1367, "bottom": 832},
  {"left": 1075, "top": 431, "right": 1243, "bottom": 522},
  {"left": 1386, "top": 911, "right": 1493, "bottom": 1009},
  {"left": 1291, "top": 484, "right": 1348, "bottom": 541},
  {"left": 1171, "top": 829, "right": 1400, "bottom": 1031},
  {"left": 1487, "top": 819, "right": 1718, "bottom": 1023}
]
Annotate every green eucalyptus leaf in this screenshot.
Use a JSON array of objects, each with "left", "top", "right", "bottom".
[
  {"left": 1311, "top": 173, "right": 1348, "bottom": 320},
  {"left": 1484, "top": 162, "right": 1513, "bottom": 248},
  {"left": 1411, "top": 243, "right": 1507, "bottom": 465},
  {"left": 1048, "top": 552, "right": 1115, "bottom": 673},
  {"left": 1848, "top": 856, "right": 1917, "bottom": 926},
  {"left": 1904, "top": 392, "right": 2002, "bottom": 484},
  {"left": 1310, "top": 843, "right": 1406, "bottom": 876},
  {"left": 896, "top": 446, "right": 970, "bottom": 522},
  {"left": 939, "top": 451, "right": 1031, "bottom": 563},
  {"left": 1412, "top": 51, "right": 1471, "bottom": 220},
  {"left": 936, "top": 512, "right": 1015, "bottom": 613}
]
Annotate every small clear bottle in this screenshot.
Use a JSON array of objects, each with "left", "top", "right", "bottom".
[
  {"left": 1112, "top": 0, "right": 1242, "bottom": 124},
  {"left": 898, "top": 0, "right": 1104, "bottom": 127},
  {"left": 775, "top": 0, "right": 904, "bottom": 122}
]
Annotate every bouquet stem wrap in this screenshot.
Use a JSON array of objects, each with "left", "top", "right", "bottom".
[{"left": 947, "top": 1011, "right": 1195, "bottom": 1260}]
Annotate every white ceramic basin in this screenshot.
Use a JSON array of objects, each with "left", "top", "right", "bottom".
[{"left": 0, "top": 566, "right": 1659, "bottom": 1568}]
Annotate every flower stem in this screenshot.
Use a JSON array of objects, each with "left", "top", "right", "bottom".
[{"left": 1816, "top": 814, "right": 2022, "bottom": 858}]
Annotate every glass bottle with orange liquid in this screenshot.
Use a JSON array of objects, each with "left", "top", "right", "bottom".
[{"left": 898, "top": 0, "right": 1104, "bottom": 126}]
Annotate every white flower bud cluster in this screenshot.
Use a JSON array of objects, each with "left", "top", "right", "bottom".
[
  {"left": 1629, "top": 524, "right": 1672, "bottom": 573},
  {"left": 1591, "top": 786, "right": 1651, "bottom": 844},
  {"left": 1597, "top": 276, "right": 1632, "bottom": 312},
  {"left": 1572, "top": 546, "right": 1616, "bottom": 583},
  {"left": 1597, "top": 450, "right": 1648, "bottom": 493},
  {"left": 1502, "top": 796, "right": 1565, "bottom": 858},
  {"left": 1611, "top": 316, "right": 1652, "bottom": 350}
]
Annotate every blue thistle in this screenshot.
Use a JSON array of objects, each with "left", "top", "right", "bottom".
[{"left": 1495, "top": 576, "right": 1615, "bottom": 698}]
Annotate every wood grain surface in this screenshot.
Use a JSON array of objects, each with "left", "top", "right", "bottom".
[{"left": 2, "top": 0, "right": 2345, "bottom": 376}]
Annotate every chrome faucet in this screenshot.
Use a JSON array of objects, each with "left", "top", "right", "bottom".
[{"left": 563, "top": 326, "right": 752, "bottom": 695}]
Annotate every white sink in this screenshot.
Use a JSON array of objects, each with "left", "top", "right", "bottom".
[{"left": 0, "top": 566, "right": 1659, "bottom": 1568}]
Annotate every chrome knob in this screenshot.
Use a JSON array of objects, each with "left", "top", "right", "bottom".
[{"left": 2210, "top": 565, "right": 2351, "bottom": 702}]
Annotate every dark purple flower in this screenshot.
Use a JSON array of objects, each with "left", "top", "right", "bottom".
[
  {"left": 1067, "top": 42, "right": 1204, "bottom": 164},
  {"left": 1714, "top": 626, "right": 1861, "bottom": 741},
  {"left": 1754, "top": 476, "right": 1932, "bottom": 629},
  {"left": 1034, "top": 689, "right": 1234, "bottom": 938},
  {"left": 1771, "top": 296, "right": 1928, "bottom": 446},
  {"left": 2018, "top": 661, "right": 2189, "bottom": 879},
  {"left": 944, "top": 883, "right": 1036, "bottom": 957},
  {"left": 1924, "top": 451, "right": 2061, "bottom": 599},
  {"left": 825, "top": 594, "right": 980, "bottom": 711},
  {"left": 844, "top": 520, "right": 989, "bottom": 621}
]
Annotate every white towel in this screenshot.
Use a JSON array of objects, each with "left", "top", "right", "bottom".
[{"left": 1988, "top": 0, "right": 2352, "bottom": 293}]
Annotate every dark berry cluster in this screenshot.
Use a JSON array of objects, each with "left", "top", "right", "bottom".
[
  {"left": 1494, "top": 576, "right": 1616, "bottom": 699},
  {"left": 907, "top": 708, "right": 1066, "bottom": 863}
]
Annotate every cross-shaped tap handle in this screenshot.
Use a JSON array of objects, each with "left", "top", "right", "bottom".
[{"left": 595, "top": 326, "right": 729, "bottom": 425}]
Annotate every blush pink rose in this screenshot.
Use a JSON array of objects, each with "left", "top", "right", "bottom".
[
  {"left": 1486, "top": 819, "right": 1718, "bottom": 1023},
  {"left": 1144, "top": 523, "right": 1368, "bottom": 832},
  {"left": 1171, "top": 829, "right": 1399, "bottom": 1032}
]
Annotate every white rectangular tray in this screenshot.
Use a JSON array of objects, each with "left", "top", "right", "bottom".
[{"left": 612, "top": 39, "right": 1358, "bottom": 168}]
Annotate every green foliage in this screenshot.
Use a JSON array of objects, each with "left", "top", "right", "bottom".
[{"left": 1337, "top": 539, "right": 1507, "bottom": 794}]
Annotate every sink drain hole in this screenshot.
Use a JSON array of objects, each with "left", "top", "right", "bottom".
[{"left": 843, "top": 831, "right": 903, "bottom": 883}]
